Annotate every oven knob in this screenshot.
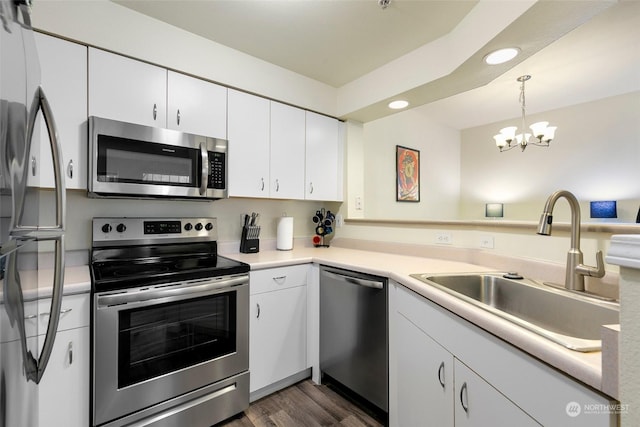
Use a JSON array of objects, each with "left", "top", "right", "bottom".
[
  {"left": 195, "top": 223, "right": 203, "bottom": 231},
  {"left": 205, "top": 222, "right": 213, "bottom": 231},
  {"left": 184, "top": 223, "right": 193, "bottom": 231},
  {"left": 101, "top": 224, "right": 112, "bottom": 233},
  {"left": 116, "top": 223, "right": 127, "bottom": 233}
]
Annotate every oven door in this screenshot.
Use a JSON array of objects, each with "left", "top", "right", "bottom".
[
  {"left": 92, "top": 275, "right": 248, "bottom": 427},
  {"left": 88, "top": 116, "right": 227, "bottom": 200}
]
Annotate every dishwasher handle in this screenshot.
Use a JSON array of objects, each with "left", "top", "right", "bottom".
[{"left": 321, "top": 269, "right": 384, "bottom": 289}]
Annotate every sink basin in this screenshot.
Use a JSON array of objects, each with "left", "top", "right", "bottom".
[{"left": 409, "top": 273, "right": 619, "bottom": 352}]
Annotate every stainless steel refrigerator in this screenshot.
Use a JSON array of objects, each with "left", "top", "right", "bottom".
[{"left": 1, "top": 0, "right": 66, "bottom": 426}]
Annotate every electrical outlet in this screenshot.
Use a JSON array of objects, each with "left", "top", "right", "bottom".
[
  {"left": 355, "top": 196, "right": 363, "bottom": 210},
  {"left": 335, "top": 214, "right": 344, "bottom": 227},
  {"left": 480, "top": 236, "right": 495, "bottom": 249},
  {"left": 435, "top": 233, "right": 452, "bottom": 245}
]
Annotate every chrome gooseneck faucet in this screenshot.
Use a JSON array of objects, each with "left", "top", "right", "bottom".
[{"left": 537, "top": 190, "right": 605, "bottom": 291}]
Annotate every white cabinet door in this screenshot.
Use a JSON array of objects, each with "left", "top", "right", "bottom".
[
  {"left": 305, "top": 111, "right": 342, "bottom": 201},
  {"left": 38, "top": 327, "right": 90, "bottom": 427},
  {"left": 36, "top": 293, "right": 90, "bottom": 427},
  {"left": 270, "top": 101, "right": 305, "bottom": 200},
  {"left": 88, "top": 48, "right": 167, "bottom": 127},
  {"left": 32, "top": 33, "right": 87, "bottom": 189},
  {"left": 227, "top": 89, "right": 270, "bottom": 198},
  {"left": 249, "top": 286, "right": 307, "bottom": 392},
  {"left": 454, "top": 359, "right": 539, "bottom": 427},
  {"left": 167, "top": 71, "right": 227, "bottom": 139},
  {"left": 396, "top": 313, "right": 454, "bottom": 427}
]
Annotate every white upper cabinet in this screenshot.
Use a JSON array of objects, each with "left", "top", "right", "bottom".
[
  {"left": 32, "top": 33, "right": 87, "bottom": 190},
  {"left": 270, "top": 101, "right": 305, "bottom": 200},
  {"left": 89, "top": 49, "right": 227, "bottom": 139},
  {"left": 166, "top": 70, "right": 227, "bottom": 139},
  {"left": 227, "top": 89, "right": 270, "bottom": 198},
  {"left": 305, "top": 111, "right": 343, "bottom": 201},
  {"left": 88, "top": 48, "right": 167, "bottom": 128}
]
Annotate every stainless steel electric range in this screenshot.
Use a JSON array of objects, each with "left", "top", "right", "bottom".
[{"left": 90, "top": 217, "right": 249, "bottom": 427}]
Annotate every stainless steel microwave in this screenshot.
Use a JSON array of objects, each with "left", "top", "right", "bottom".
[{"left": 88, "top": 116, "right": 227, "bottom": 200}]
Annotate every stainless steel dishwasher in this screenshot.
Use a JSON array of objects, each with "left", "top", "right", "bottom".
[{"left": 320, "top": 265, "right": 388, "bottom": 416}]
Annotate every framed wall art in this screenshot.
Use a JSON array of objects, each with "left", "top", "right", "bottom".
[{"left": 396, "top": 145, "right": 420, "bottom": 202}]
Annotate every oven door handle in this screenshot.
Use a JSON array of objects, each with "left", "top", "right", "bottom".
[{"left": 97, "top": 275, "right": 248, "bottom": 308}]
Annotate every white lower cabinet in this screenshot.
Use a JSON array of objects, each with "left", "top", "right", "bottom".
[
  {"left": 396, "top": 313, "right": 454, "bottom": 426},
  {"left": 37, "top": 293, "right": 90, "bottom": 427},
  {"left": 391, "top": 283, "right": 617, "bottom": 427},
  {"left": 453, "top": 359, "right": 538, "bottom": 427},
  {"left": 38, "top": 326, "right": 89, "bottom": 427},
  {"left": 249, "top": 266, "right": 308, "bottom": 397}
]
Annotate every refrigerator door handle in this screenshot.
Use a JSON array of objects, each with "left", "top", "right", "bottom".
[
  {"left": 24, "top": 85, "right": 66, "bottom": 230},
  {"left": 22, "top": 85, "right": 66, "bottom": 383}
]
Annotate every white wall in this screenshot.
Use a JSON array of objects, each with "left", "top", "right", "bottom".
[
  {"left": 460, "top": 91, "right": 640, "bottom": 222},
  {"left": 36, "top": 190, "right": 339, "bottom": 252},
  {"left": 338, "top": 91, "right": 639, "bottom": 271},
  {"left": 360, "top": 108, "right": 461, "bottom": 219}
]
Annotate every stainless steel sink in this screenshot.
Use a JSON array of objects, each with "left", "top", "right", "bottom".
[{"left": 409, "top": 273, "right": 619, "bottom": 352}]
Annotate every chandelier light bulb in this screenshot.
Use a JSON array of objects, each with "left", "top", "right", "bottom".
[
  {"left": 542, "top": 126, "right": 557, "bottom": 143},
  {"left": 493, "top": 134, "right": 507, "bottom": 149},
  {"left": 529, "top": 121, "right": 549, "bottom": 139},
  {"left": 499, "top": 126, "right": 517, "bottom": 142}
]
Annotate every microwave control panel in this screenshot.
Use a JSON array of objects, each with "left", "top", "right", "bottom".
[{"left": 209, "top": 151, "right": 226, "bottom": 189}]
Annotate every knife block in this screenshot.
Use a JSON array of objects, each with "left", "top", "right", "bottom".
[{"left": 240, "top": 225, "right": 260, "bottom": 253}]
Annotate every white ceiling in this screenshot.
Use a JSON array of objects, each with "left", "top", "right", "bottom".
[
  {"left": 113, "top": 0, "right": 479, "bottom": 88},
  {"left": 114, "top": 0, "right": 640, "bottom": 128}
]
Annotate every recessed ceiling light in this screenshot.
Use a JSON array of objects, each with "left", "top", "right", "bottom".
[
  {"left": 388, "top": 100, "right": 409, "bottom": 110},
  {"left": 484, "top": 48, "right": 520, "bottom": 65}
]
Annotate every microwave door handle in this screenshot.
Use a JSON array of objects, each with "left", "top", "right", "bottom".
[
  {"left": 199, "top": 142, "right": 208, "bottom": 195},
  {"left": 20, "top": 86, "right": 67, "bottom": 384}
]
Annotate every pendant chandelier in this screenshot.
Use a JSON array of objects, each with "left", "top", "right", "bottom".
[{"left": 493, "top": 75, "right": 557, "bottom": 152}]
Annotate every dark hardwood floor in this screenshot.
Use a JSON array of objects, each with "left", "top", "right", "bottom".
[{"left": 215, "top": 380, "right": 385, "bottom": 427}]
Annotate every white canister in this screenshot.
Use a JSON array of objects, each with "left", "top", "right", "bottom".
[{"left": 276, "top": 216, "right": 294, "bottom": 250}]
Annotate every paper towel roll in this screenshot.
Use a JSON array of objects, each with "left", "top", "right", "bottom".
[{"left": 277, "top": 217, "right": 294, "bottom": 250}]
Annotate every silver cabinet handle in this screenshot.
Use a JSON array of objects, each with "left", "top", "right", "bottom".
[
  {"left": 31, "top": 155, "right": 37, "bottom": 176},
  {"left": 40, "top": 308, "right": 72, "bottom": 317},
  {"left": 24, "top": 314, "right": 37, "bottom": 320},
  {"left": 272, "top": 275, "right": 286, "bottom": 284},
  {"left": 153, "top": 103, "right": 157, "bottom": 120},
  {"left": 437, "top": 362, "right": 445, "bottom": 388},
  {"left": 177, "top": 109, "right": 181, "bottom": 126},
  {"left": 275, "top": 179, "right": 280, "bottom": 192},
  {"left": 67, "top": 159, "right": 73, "bottom": 179},
  {"left": 460, "top": 382, "right": 469, "bottom": 413},
  {"left": 256, "top": 303, "right": 261, "bottom": 318},
  {"left": 309, "top": 182, "right": 314, "bottom": 194},
  {"left": 260, "top": 177, "right": 265, "bottom": 191},
  {"left": 67, "top": 341, "right": 73, "bottom": 365}
]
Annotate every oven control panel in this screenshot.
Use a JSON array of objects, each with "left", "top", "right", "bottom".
[{"left": 92, "top": 217, "right": 218, "bottom": 245}]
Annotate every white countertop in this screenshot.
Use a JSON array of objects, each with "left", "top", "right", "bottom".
[
  {"left": 222, "top": 243, "right": 610, "bottom": 398},
  {"left": 0, "top": 265, "right": 91, "bottom": 302}
]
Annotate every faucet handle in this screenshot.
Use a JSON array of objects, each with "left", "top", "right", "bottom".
[{"left": 575, "top": 250, "right": 606, "bottom": 278}]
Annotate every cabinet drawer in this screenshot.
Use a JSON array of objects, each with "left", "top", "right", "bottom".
[
  {"left": 38, "top": 293, "right": 90, "bottom": 332},
  {"left": 250, "top": 265, "right": 308, "bottom": 295}
]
